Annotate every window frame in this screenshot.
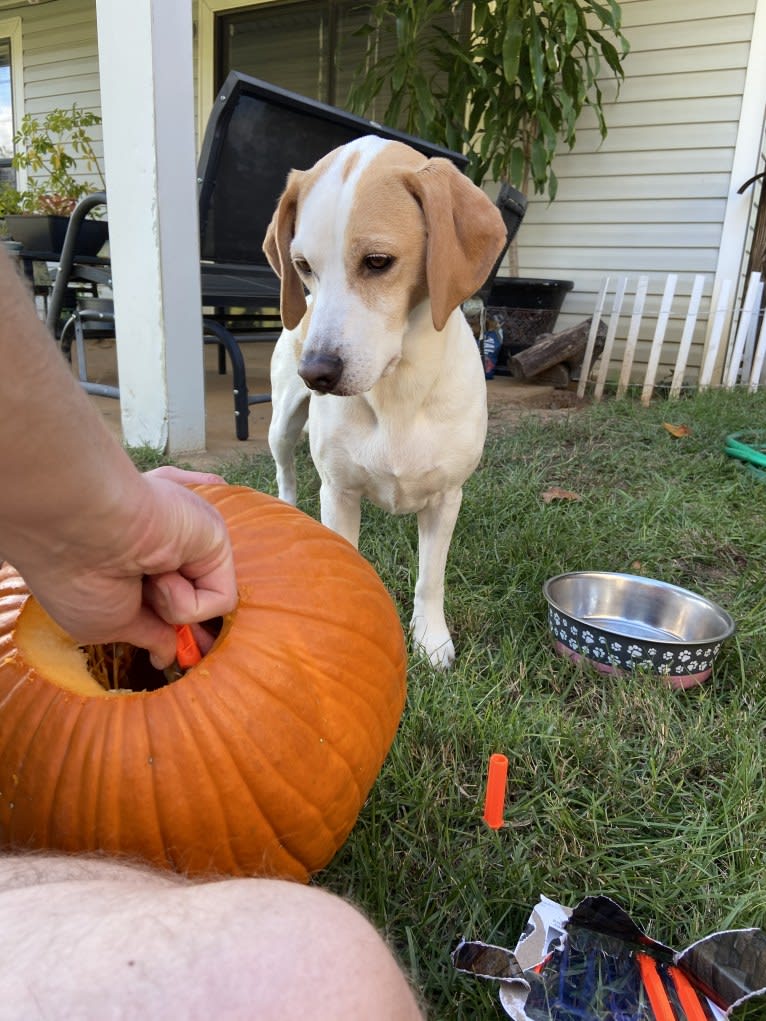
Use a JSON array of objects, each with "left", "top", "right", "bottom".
[
  {"left": 197, "top": 0, "right": 376, "bottom": 136},
  {"left": 198, "top": 0, "right": 261, "bottom": 137},
  {"left": 214, "top": 0, "right": 367, "bottom": 107},
  {"left": 0, "top": 16, "right": 23, "bottom": 187}
]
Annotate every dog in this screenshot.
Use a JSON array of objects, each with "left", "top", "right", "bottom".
[{"left": 264, "top": 135, "right": 506, "bottom": 669}]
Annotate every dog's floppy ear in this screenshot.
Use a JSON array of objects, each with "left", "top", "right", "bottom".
[
  {"left": 263, "top": 169, "right": 308, "bottom": 330},
  {"left": 405, "top": 159, "right": 507, "bottom": 331}
]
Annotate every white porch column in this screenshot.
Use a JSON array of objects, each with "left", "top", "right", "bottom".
[
  {"left": 704, "top": 0, "right": 766, "bottom": 382},
  {"left": 95, "top": 0, "right": 206, "bottom": 454}
]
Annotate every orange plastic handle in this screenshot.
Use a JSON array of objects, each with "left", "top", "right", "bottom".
[
  {"left": 175, "top": 624, "right": 202, "bottom": 669},
  {"left": 482, "top": 753, "right": 509, "bottom": 829},
  {"left": 636, "top": 953, "right": 675, "bottom": 1021},
  {"left": 667, "top": 964, "right": 711, "bottom": 1021}
]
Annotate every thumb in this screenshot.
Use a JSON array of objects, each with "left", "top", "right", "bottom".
[{"left": 114, "top": 607, "right": 178, "bottom": 671}]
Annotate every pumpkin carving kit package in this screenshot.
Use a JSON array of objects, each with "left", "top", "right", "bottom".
[
  {"left": 453, "top": 894, "right": 766, "bottom": 1019},
  {"left": 0, "top": 485, "right": 407, "bottom": 881}
]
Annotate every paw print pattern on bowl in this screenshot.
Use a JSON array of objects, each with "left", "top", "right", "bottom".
[{"left": 548, "top": 606, "right": 722, "bottom": 680}]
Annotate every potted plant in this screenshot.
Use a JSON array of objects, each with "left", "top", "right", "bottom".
[
  {"left": 348, "top": 0, "right": 630, "bottom": 350},
  {"left": 2, "top": 104, "right": 108, "bottom": 257}
]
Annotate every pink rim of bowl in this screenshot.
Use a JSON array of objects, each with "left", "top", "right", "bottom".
[{"left": 553, "top": 639, "right": 712, "bottom": 690}]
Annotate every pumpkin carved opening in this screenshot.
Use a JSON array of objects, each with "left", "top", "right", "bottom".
[
  {"left": 83, "top": 643, "right": 172, "bottom": 692},
  {"left": 16, "top": 597, "right": 224, "bottom": 696},
  {"left": 84, "top": 618, "right": 224, "bottom": 693}
]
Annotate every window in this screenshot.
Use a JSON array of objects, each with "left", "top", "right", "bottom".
[
  {"left": 216, "top": 1, "right": 375, "bottom": 107},
  {"left": 0, "top": 37, "right": 14, "bottom": 185},
  {"left": 213, "top": 0, "right": 466, "bottom": 134}
]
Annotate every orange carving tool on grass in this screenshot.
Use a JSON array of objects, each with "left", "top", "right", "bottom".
[{"left": 482, "top": 753, "right": 509, "bottom": 829}]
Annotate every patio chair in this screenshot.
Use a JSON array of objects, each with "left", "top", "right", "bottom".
[{"left": 47, "top": 71, "right": 521, "bottom": 440}]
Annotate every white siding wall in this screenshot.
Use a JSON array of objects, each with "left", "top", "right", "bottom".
[
  {"left": 11, "top": 0, "right": 207, "bottom": 192},
  {"left": 13, "top": 0, "right": 103, "bottom": 193},
  {"left": 517, "top": 0, "right": 761, "bottom": 385}
]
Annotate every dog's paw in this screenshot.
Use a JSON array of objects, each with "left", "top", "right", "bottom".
[
  {"left": 425, "top": 640, "right": 456, "bottom": 671},
  {"left": 411, "top": 618, "right": 455, "bottom": 670}
]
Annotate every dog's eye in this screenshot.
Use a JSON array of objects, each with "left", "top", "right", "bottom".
[
  {"left": 364, "top": 254, "right": 393, "bottom": 272},
  {"left": 293, "top": 257, "right": 312, "bottom": 276}
]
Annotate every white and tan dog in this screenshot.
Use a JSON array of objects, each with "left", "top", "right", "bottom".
[{"left": 264, "top": 136, "right": 506, "bottom": 668}]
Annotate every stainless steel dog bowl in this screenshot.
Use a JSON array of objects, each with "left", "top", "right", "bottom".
[{"left": 543, "top": 571, "right": 735, "bottom": 689}]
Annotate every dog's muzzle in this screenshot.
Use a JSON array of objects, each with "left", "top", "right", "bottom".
[{"left": 299, "top": 353, "right": 344, "bottom": 394}]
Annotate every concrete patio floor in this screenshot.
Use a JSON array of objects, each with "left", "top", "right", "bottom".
[
  {"left": 73, "top": 336, "right": 581, "bottom": 470},
  {"left": 78, "top": 338, "right": 275, "bottom": 468}
]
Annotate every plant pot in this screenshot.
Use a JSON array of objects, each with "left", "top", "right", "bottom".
[
  {"left": 5, "top": 213, "right": 108, "bottom": 258},
  {"left": 486, "top": 276, "right": 574, "bottom": 355}
]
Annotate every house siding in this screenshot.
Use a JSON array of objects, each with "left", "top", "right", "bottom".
[
  {"left": 9, "top": 0, "right": 212, "bottom": 191},
  {"left": 9, "top": 0, "right": 102, "bottom": 192},
  {"left": 20, "top": 0, "right": 100, "bottom": 112},
  {"left": 517, "top": 0, "right": 763, "bottom": 384}
]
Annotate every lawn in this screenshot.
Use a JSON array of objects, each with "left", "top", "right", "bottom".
[{"left": 136, "top": 387, "right": 766, "bottom": 1019}]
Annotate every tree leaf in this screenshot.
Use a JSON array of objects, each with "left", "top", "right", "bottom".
[
  {"left": 662, "top": 423, "right": 692, "bottom": 438},
  {"left": 528, "top": 17, "right": 544, "bottom": 99},
  {"left": 542, "top": 486, "right": 581, "bottom": 503},
  {"left": 501, "top": 21, "right": 522, "bottom": 84},
  {"left": 563, "top": 4, "right": 579, "bottom": 45}
]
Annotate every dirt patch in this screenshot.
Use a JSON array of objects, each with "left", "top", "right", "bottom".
[{"left": 486, "top": 378, "right": 590, "bottom": 432}]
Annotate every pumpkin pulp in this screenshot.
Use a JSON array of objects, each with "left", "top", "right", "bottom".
[{"left": 14, "top": 597, "right": 225, "bottom": 697}]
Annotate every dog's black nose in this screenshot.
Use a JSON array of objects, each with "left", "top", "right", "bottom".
[{"left": 299, "top": 354, "right": 344, "bottom": 393}]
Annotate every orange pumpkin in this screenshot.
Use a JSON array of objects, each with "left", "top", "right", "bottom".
[{"left": 0, "top": 485, "right": 407, "bottom": 882}]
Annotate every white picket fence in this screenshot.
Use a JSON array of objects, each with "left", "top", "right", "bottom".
[{"left": 577, "top": 271, "right": 766, "bottom": 402}]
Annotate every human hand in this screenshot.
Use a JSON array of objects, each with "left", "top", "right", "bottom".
[
  {"left": 131, "top": 466, "right": 238, "bottom": 664},
  {"left": 22, "top": 466, "right": 238, "bottom": 669}
]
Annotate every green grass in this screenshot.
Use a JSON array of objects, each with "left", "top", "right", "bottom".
[{"left": 134, "top": 388, "right": 766, "bottom": 1019}]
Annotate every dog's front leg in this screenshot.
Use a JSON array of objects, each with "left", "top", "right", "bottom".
[
  {"left": 411, "top": 488, "right": 463, "bottom": 670},
  {"left": 320, "top": 485, "right": 363, "bottom": 550},
  {"left": 269, "top": 330, "right": 312, "bottom": 506},
  {"left": 270, "top": 417, "right": 305, "bottom": 505}
]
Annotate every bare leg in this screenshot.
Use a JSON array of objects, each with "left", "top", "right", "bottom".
[{"left": 0, "top": 856, "right": 423, "bottom": 1020}]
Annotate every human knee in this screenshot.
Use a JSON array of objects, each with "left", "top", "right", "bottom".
[
  {"left": 197, "top": 878, "right": 424, "bottom": 1019},
  {"left": 0, "top": 861, "right": 423, "bottom": 1019}
]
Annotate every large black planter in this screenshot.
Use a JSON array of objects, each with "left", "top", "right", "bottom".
[
  {"left": 487, "top": 276, "right": 574, "bottom": 354},
  {"left": 5, "top": 213, "right": 108, "bottom": 258}
]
